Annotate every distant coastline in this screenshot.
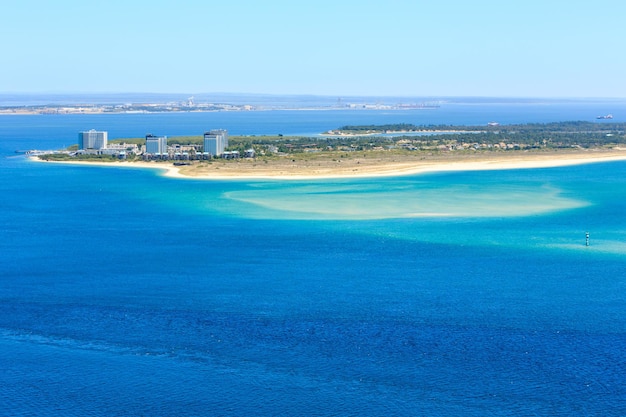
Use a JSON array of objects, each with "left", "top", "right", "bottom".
[{"left": 0, "top": 96, "right": 442, "bottom": 115}]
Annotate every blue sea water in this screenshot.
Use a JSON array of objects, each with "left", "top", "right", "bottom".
[{"left": 1, "top": 102, "right": 626, "bottom": 416}]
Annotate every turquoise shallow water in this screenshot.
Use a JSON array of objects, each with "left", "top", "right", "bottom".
[
  {"left": 221, "top": 174, "right": 587, "bottom": 220},
  {"left": 1, "top": 107, "right": 626, "bottom": 415}
]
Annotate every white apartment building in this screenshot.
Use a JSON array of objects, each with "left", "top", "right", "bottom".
[
  {"left": 203, "top": 129, "right": 228, "bottom": 156},
  {"left": 145, "top": 134, "right": 168, "bottom": 154},
  {"left": 78, "top": 129, "right": 108, "bottom": 150}
]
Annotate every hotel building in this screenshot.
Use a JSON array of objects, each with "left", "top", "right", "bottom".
[
  {"left": 203, "top": 129, "right": 229, "bottom": 156},
  {"left": 78, "top": 129, "right": 108, "bottom": 150},
  {"left": 145, "top": 134, "right": 168, "bottom": 154}
]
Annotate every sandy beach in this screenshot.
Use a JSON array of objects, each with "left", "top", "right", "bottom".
[{"left": 33, "top": 148, "right": 626, "bottom": 180}]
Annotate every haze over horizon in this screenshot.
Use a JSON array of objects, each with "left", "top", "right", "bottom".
[{"left": 3, "top": 0, "right": 626, "bottom": 98}]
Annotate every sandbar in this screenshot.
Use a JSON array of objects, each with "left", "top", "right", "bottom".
[{"left": 32, "top": 148, "right": 626, "bottom": 180}]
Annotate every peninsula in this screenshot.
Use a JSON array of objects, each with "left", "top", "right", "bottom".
[
  {"left": 34, "top": 148, "right": 626, "bottom": 180},
  {"left": 33, "top": 121, "right": 626, "bottom": 179}
]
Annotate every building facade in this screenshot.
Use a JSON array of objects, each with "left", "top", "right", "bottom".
[
  {"left": 203, "top": 129, "right": 228, "bottom": 156},
  {"left": 78, "top": 129, "right": 108, "bottom": 150},
  {"left": 145, "top": 134, "right": 168, "bottom": 155},
  {"left": 210, "top": 129, "right": 228, "bottom": 148}
]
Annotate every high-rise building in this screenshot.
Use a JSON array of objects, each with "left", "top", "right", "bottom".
[
  {"left": 145, "top": 134, "right": 168, "bottom": 154},
  {"left": 203, "top": 129, "right": 228, "bottom": 156},
  {"left": 78, "top": 129, "right": 108, "bottom": 150},
  {"left": 210, "top": 129, "right": 228, "bottom": 148},
  {"left": 203, "top": 133, "right": 223, "bottom": 156}
]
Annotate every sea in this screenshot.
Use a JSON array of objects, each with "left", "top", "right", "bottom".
[{"left": 1, "top": 100, "right": 626, "bottom": 416}]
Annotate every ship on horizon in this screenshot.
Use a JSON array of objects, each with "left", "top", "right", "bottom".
[{"left": 596, "top": 114, "right": 613, "bottom": 119}]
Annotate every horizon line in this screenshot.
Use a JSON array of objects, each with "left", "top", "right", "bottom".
[{"left": 2, "top": 92, "right": 626, "bottom": 102}]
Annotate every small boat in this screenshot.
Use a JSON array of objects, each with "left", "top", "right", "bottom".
[{"left": 596, "top": 114, "right": 613, "bottom": 119}]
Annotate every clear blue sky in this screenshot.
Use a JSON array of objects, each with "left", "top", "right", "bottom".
[{"left": 2, "top": 0, "right": 625, "bottom": 97}]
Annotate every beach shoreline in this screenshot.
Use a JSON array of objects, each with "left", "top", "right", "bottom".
[{"left": 31, "top": 148, "right": 626, "bottom": 180}]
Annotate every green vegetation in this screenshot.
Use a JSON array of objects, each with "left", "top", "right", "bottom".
[
  {"left": 336, "top": 121, "right": 626, "bottom": 134},
  {"left": 39, "top": 153, "right": 122, "bottom": 162},
  {"left": 45, "top": 122, "right": 626, "bottom": 163},
  {"left": 110, "top": 138, "right": 146, "bottom": 146},
  {"left": 334, "top": 123, "right": 424, "bottom": 133},
  {"left": 327, "top": 121, "right": 626, "bottom": 151}
]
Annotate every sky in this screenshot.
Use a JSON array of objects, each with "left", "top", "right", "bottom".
[{"left": 2, "top": 0, "right": 625, "bottom": 98}]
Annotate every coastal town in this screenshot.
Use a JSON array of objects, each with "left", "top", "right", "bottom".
[
  {"left": 67, "top": 128, "right": 255, "bottom": 161},
  {"left": 0, "top": 100, "right": 253, "bottom": 115},
  {"left": 0, "top": 96, "right": 441, "bottom": 115},
  {"left": 30, "top": 128, "right": 259, "bottom": 164}
]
